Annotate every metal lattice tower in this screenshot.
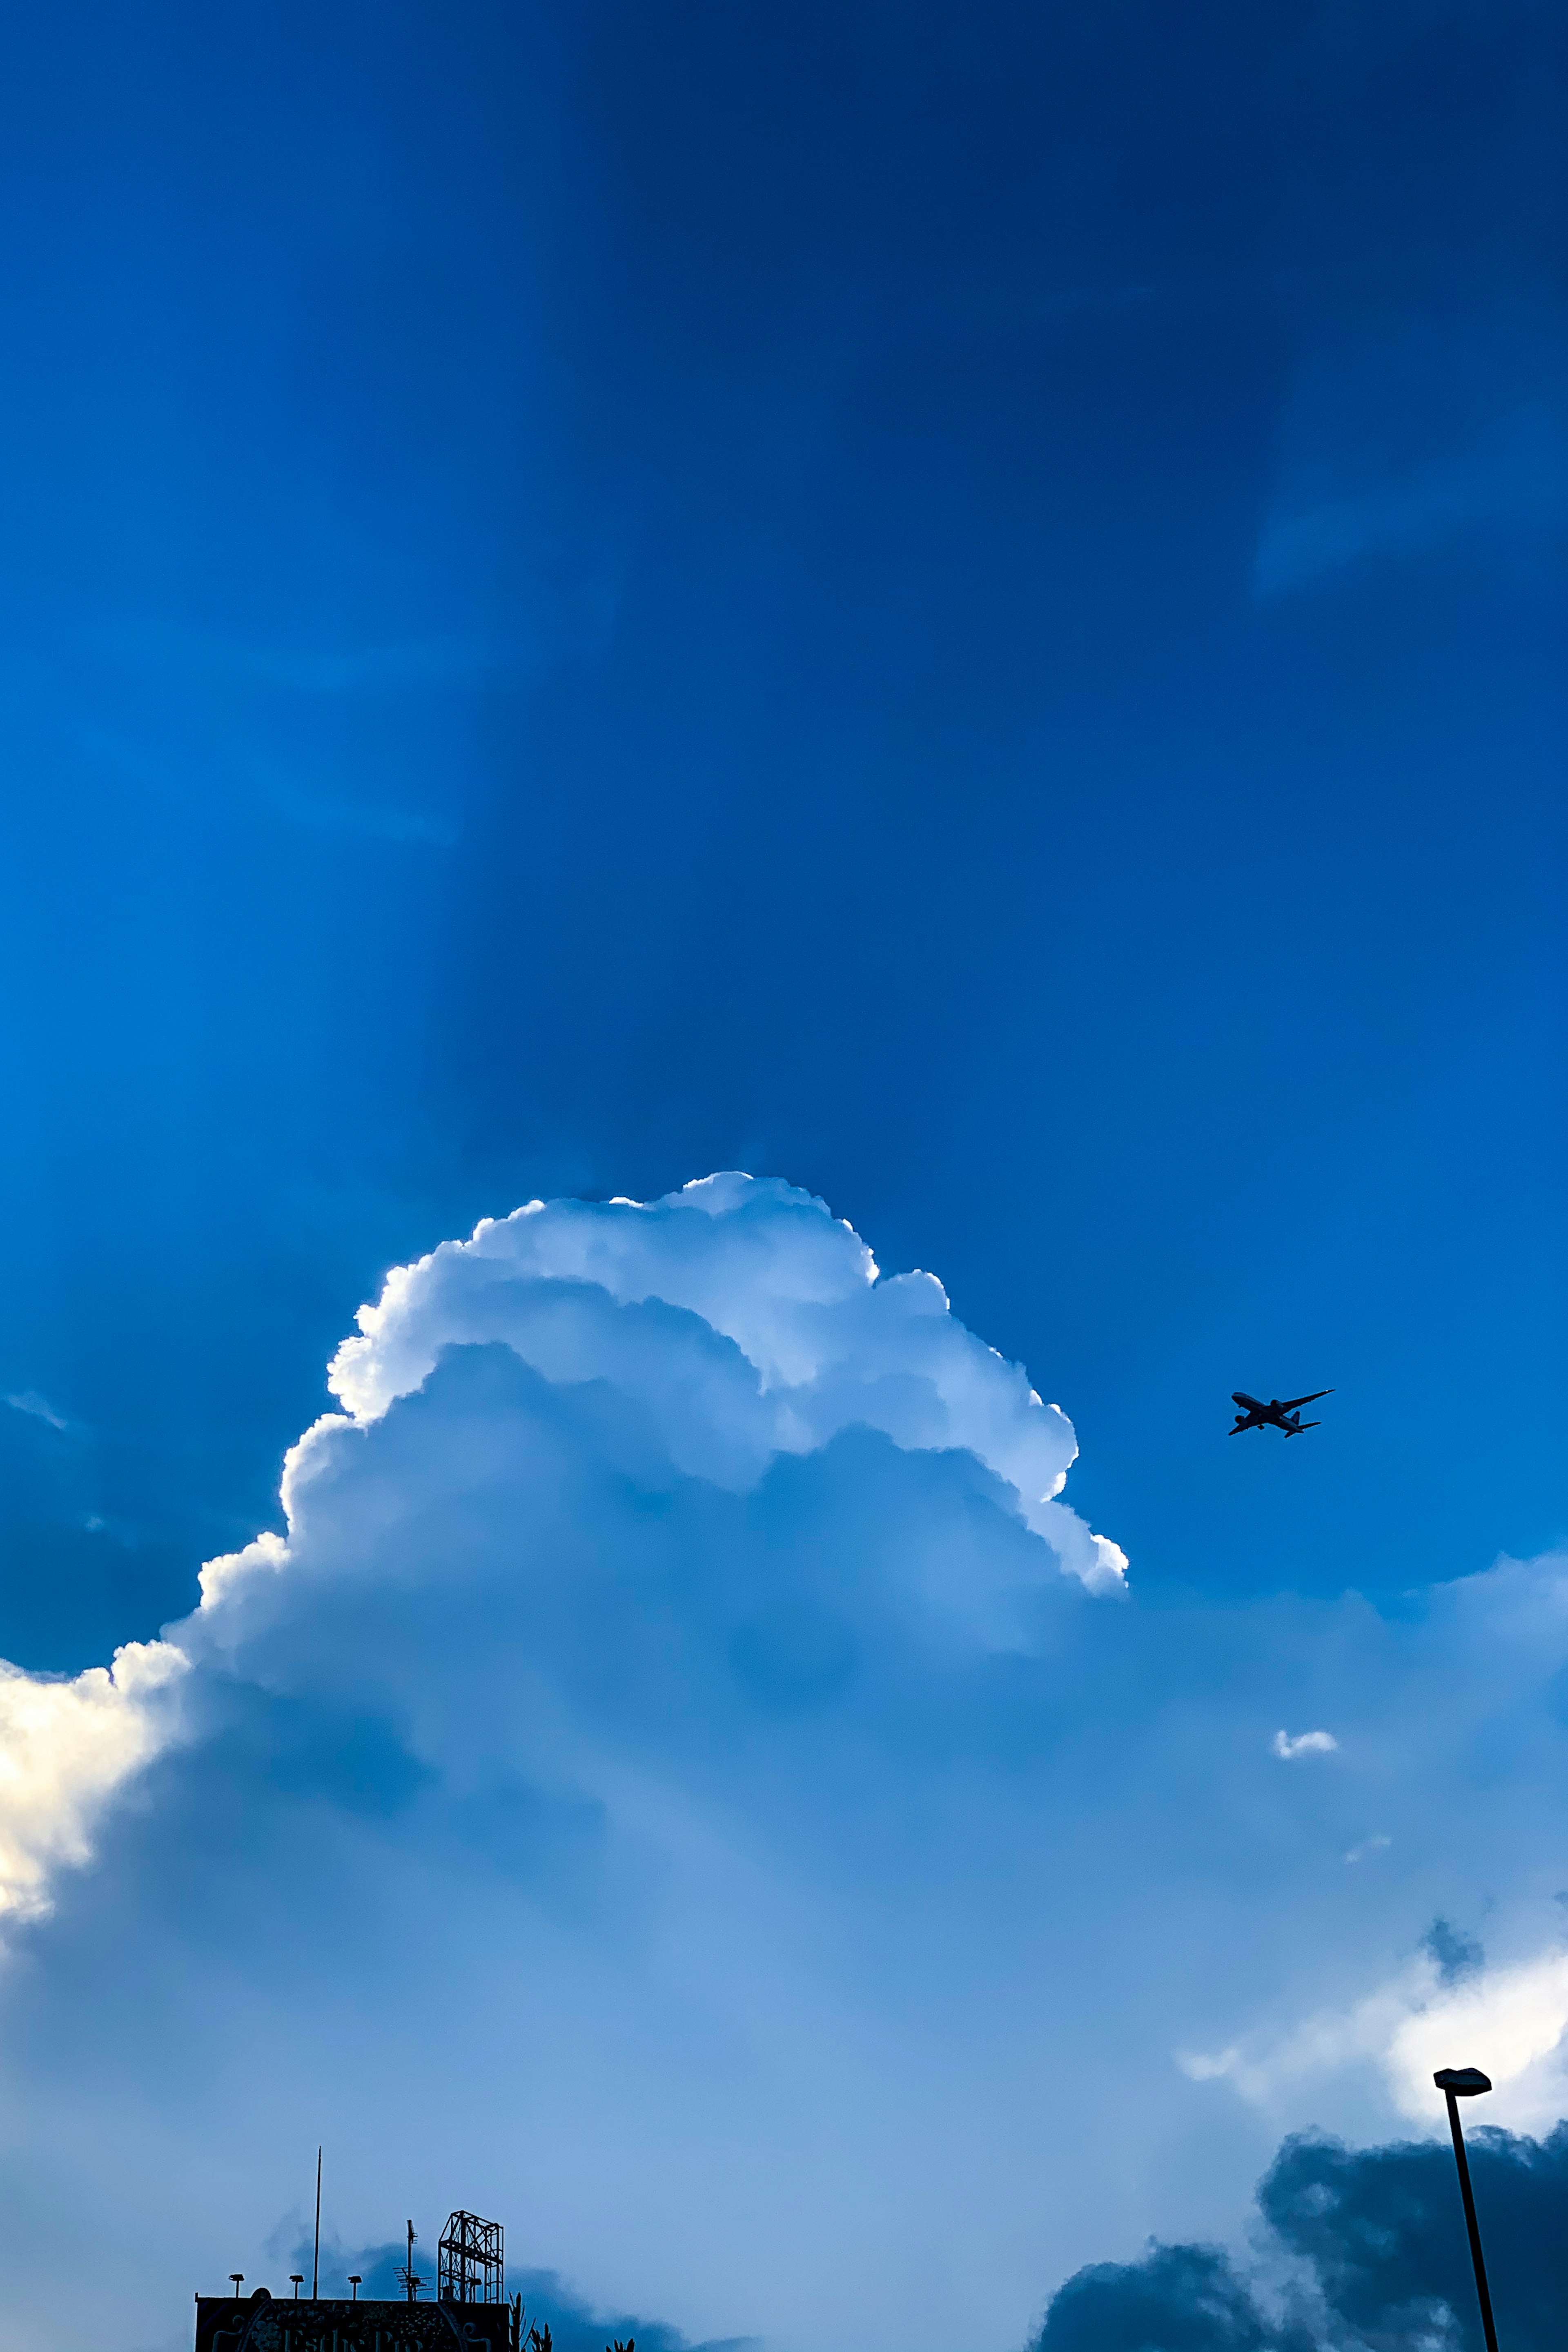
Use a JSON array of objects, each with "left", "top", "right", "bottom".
[{"left": 438, "top": 2211, "right": 504, "bottom": 2304}]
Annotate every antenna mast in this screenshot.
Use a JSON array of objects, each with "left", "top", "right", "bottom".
[{"left": 397, "top": 2219, "right": 428, "bottom": 2303}]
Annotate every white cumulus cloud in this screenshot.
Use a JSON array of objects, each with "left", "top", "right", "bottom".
[
  {"left": 0, "top": 1176, "right": 1127, "bottom": 1941},
  {"left": 1273, "top": 1728, "right": 1338, "bottom": 1760},
  {"left": 0, "top": 1175, "right": 1145, "bottom": 2352}
]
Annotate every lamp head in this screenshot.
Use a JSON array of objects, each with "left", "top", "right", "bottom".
[{"left": 1434, "top": 2066, "right": 1493, "bottom": 2096}]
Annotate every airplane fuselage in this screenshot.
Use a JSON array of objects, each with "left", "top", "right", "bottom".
[{"left": 1229, "top": 1387, "right": 1331, "bottom": 1436}]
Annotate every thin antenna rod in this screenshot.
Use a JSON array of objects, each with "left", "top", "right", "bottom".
[{"left": 312, "top": 2147, "right": 322, "bottom": 2300}]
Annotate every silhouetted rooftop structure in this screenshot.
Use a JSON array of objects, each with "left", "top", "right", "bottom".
[{"left": 198, "top": 2209, "right": 509, "bottom": 2352}]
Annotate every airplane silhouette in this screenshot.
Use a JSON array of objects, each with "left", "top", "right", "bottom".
[{"left": 1230, "top": 1388, "right": 1332, "bottom": 1436}]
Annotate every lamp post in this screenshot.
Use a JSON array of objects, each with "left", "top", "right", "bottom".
[
  {"left": 230, "top": 2277, "right": 244, "bottom": 2300},
  {"left": 290, "top": 2277, "right": 303, "bottom": 2301},
  {"left": 349, "top": 2278, "right": 362, "bottom": 2302},
  {"left": 1434, "top": 2067, "right": 1499, "bottom": 2352}
]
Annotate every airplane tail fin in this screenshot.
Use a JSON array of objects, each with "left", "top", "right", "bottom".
[{"left": 1285, "top": 1419, "right": 1320, "bottom": 1436}]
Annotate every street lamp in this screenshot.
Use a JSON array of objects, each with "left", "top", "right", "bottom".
[
  {"left": 349, "top": 2278, "right": 362, "bottom": 2302},
  {"left": 290, "top": 2277, "right": 303, "bottom": 2300},
  {"left": 229, "top": 2277, "right": 244, "bottom": 2300},
  {"left": 1434, "top": 2067, "right": 1499, "bottom": 2352}
]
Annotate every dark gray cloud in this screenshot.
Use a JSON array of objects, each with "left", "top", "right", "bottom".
[
  {"left": 1035, "top": 2242, "right": 1294, "bottom": 2350},
  {"left": 1038, "top": 2120, "right": 1568, "bottom": 2351}
]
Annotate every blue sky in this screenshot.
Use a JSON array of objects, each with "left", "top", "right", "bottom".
[{"left": 0, "top": 7, "right": 1563, "bottom": 2350}]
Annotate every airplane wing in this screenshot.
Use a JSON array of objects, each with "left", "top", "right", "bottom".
[
  {"left": 1232, "top": 1392, "right": 1264, "bottom": 1411},
  {"left": 1280, "top": 1389, "right": 1333, "bottom": 1410}
]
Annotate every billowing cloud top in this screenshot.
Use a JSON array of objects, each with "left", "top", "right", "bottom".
[
  {"left": 0, "top": 1175, "right": 1124, "bottom": 1933},
  {"left": 0, "top": 1176, "right": 1128, "bottom": 1929},
  {"left": 318, "top": 1173, "right": 1125, "bottom": 1584}
]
